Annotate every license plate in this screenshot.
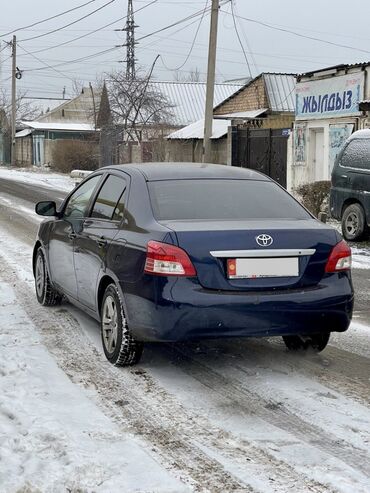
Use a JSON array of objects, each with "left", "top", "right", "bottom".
[{"left": 227, "top": 257, "right": 299, "bottom": 279}]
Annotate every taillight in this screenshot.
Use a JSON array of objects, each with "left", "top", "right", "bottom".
[
  {"left": 325, "top": 240, "right": 352, "bottom": 273},
  {"left": 144, "top": 240, "right": 196, "bottom": 277}
]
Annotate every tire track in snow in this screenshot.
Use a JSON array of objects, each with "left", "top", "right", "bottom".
[
  {"left": 0, "top": 259, "right": 333, "bottom": 493},
  {"left": 211, "top": 337, "right": 370, "bottom": 409},
  {"left": 164, "top": 344, "right": 370, "bottom": 481}
]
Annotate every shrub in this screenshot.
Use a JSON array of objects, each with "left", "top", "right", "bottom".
[
  {"left": 51, "top": 139, "right": 99, "bottom": 173},
  {"left": 295, "top": 181, "right": 331, "bottom": 217}
]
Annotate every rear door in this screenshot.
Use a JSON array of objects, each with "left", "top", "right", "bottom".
[{"left": 74, "top": 173, "right": 128, "bottom": 309}]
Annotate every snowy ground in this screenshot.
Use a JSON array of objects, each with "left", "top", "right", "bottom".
[
  {"left": 0, "top": 168, "right": 370, "bottom": 492},
  {"left": 0, "top": 166, "right": 76, "bottom": 193}
]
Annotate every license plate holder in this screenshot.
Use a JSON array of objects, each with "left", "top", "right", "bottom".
[{"left": 227, "top": 257, "right": 299, "bottom": 279}]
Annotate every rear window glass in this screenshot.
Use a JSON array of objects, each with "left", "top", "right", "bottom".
[
  {"left": 148, "top": 180, "right": 310, "bottom": 221},
  {"left": 341, "top": 139, "right": 370, "bottom": 170}
]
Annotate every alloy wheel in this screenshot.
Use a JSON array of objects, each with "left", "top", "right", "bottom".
[
  {"left": 35, "top": 254, "right": 45, "bottom": 298},
  {"left": 102, "top": 295, "right": 119, "bottom": 354}
]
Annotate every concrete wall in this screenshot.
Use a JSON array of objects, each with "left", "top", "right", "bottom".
[
  {"left": 165, "top": 138, "right": 228, "bottom": 165},
  {"left": 15, "top": 137, "right": 32, "bottom": 166}
]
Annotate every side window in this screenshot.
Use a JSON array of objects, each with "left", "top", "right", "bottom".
[
  {"left": 341, "top": 139, "right": 370, "bottom": 170},
  {"left": 91, "top": 175, "right": 126, "bottom": 221},
  {"left": 64, "top": 175, "right": 101, "bottom": 219}
]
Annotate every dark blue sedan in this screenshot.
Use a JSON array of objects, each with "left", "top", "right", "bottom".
[{"left": 33, "top": 163, "right": 354, "bottom": 366}]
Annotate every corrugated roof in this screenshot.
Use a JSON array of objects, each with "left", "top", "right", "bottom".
[
  {"left": 21, "top": 121, "right": 96, "bottom": 132},
  {"left": 149, "top": 81, "right": 242, "bottom": 126},
  {"left": 300, "top": 62, "right": 370, "bottom": 78},
  {"left": 263, "top": 73, "right": 296, "bottom": 112},
  {"left": 167, "top": 118, "right": 230, "bottom": 140}
]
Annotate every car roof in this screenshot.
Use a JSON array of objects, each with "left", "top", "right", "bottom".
[{"left": 102, "top": 162, "right": 270, "bottom": 181}]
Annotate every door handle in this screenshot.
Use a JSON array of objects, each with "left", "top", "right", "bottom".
[
  {"left": 97, "top": 236, "right": 107, "bottom": 248},
  {"left": 69, "top": 232, "right": 76, "bottom": 240},
  {"left": 341, "top": 174, "right": 348, "bottom": 179}
]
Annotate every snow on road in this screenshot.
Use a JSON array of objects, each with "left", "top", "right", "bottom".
[{"left": 1, "top": 170, "right": 370, "bottom": 492}]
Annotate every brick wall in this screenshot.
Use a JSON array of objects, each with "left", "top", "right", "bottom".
[{"left": 214, "top": 77, "right": 269, "bottom": 115}]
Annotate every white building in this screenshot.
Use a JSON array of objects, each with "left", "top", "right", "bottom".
[{"left": 291, "top": 63, "right": 370, "bottom": 188}]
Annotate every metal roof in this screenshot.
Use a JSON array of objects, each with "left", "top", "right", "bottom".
[
  {"left": 299, "top": 62, "right": 370, "bottom": 78},
  {"left": 263, "top": 73, "right": 296, "bottom": 112},
  {"left": 15, "top": 128, "right": 33, "bottom": 138},
  {"left": 213, "top": 109, "right": 268, "bottom": 120},
  {"left": 21, "top": 121, "right": 96, "bottom": 132},
  {"left": 149, "top": 81, "right": 242, "bottom": 126},
  {"left": 167, "top": 119, "right": 230, "bottom": 140},
  {"left": 168, "top": 110, "right": 268, "bottom": 140}
]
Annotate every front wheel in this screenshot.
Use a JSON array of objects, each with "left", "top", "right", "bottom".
[
  {"left": 34, "top": 249, "right": 62, "bottom": 306},
  {"left": 341, "top": 203, "right": 367, "bottom": 241},
  {"left": 101, "top": 284, "right": 143, "bottom": 366},
  {"left": 283, "top": 333, "right": 330, "bottom": 353}
]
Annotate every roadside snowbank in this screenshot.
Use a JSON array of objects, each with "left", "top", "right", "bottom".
[
  {"left": 0, "top": 166, "right": 75, "bottom": 193},
  {"left": 0, "top": 275, "right": 187, "bottom": 492}
]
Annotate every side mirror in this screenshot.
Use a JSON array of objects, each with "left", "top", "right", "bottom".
[{"left": 35, "top": 201, "right": 57, "bottom": 217}]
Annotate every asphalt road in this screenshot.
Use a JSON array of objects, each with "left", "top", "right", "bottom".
[{"left": 0, "top": 176, "right": 369, "bottom": 323}]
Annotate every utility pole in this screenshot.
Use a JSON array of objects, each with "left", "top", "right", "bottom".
[
  {"left": 124, "top": 0, "right": 137, "bottom": 80},
  {"left": 11, "top": 35, "right": 16, "bottom": 166},
  {"left": 203, "top": 0, "right": 219, "bottom": 163}
]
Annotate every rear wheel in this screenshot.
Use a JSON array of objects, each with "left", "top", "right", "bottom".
[
  {"left": 34, "top": 249, "right": 62, "bottom": 306},
  {"left": 283, "top": 333, "right": 330, "bottom": 353},
  {"left": 101, "top": 284, "right": 143, "bottom": 366},
  {"left": 341, "top": 203, "right": 367, "bottom": 241}
]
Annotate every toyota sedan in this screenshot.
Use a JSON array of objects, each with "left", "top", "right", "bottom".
[{"left": 33, "top": 163, "right": 354, "bottom": 366}]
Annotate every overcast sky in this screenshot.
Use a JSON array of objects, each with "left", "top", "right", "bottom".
[{"left": 1, "top": 0, "right": 370, "bottom": 99}]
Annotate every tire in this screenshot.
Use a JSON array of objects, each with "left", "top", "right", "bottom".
[
  {"left": 282, "top": 332, "right": 330, "bottom": 353},
  {"left": 341, "top": 203, "right": 367, "bottom": 241},
  {"left": 101, "top": 284, "right": 143, "bottom": 366},
  {"left": 34, "top": 249, "right": 62, "bottom": 306}
]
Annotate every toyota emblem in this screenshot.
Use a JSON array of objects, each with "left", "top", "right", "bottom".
[{"left": 256, "top": 234, "right": 273, "bottom": 247}]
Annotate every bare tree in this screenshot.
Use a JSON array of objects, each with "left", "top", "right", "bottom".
[
  {"left": 173, "top": 67, "right": 203, "bottom": 82},
  {"left": 106, "top": 70, "right": 174, "bottom": 142},
  {"left": 0, "top": 88, "right": 42, "bottom": 122}
]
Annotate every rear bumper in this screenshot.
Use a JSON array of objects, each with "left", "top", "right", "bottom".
[{"left": 122, "top": 275, "right": 354, "bottom": 342}]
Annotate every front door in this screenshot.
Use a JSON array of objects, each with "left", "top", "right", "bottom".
[
  {"left": 313, "top": 129, "right": 325, "bottom": 180},
  {"left": 74, "top": 173, "right": 128, "bottom": 309},
  {"left": 48, "top": 174, "right": 103, "bottom": 299}
]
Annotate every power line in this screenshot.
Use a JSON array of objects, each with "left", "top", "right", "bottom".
[
  {"left": 231, "top": 1, "right": 259, "bottom": 74},
  {"left": 136, "top": 2, "right": 224, "bottom": 42},
  {"left": 160, "top": 0, "right": 209, "bottom": 71},
  {"left": 230, "top": 0, "right": 252, "bottom": 78},
  {"left": 221, "top": 9, "right": 370, "bottom": 56},
  {"left": 0, "top": 0, "right": 98, "bottom": 38},
  {"left": 24, "top": 47, "right": 121, "bottom": 72},
  {"left": 23, "top": 6, "right": 216, "bottom": 73},
  {"left": 17, "top": 1, "right": 157, "bottom": 57},
  {"left": 19, "top": 0, "right": 117, "bottom": 43},
  {"left": 17, "top": 43, "right": 76, "bottom": 82}
]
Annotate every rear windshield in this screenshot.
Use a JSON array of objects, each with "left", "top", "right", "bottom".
[{"left": 148, "top": 179, "right": 311, "bottom": 221}]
